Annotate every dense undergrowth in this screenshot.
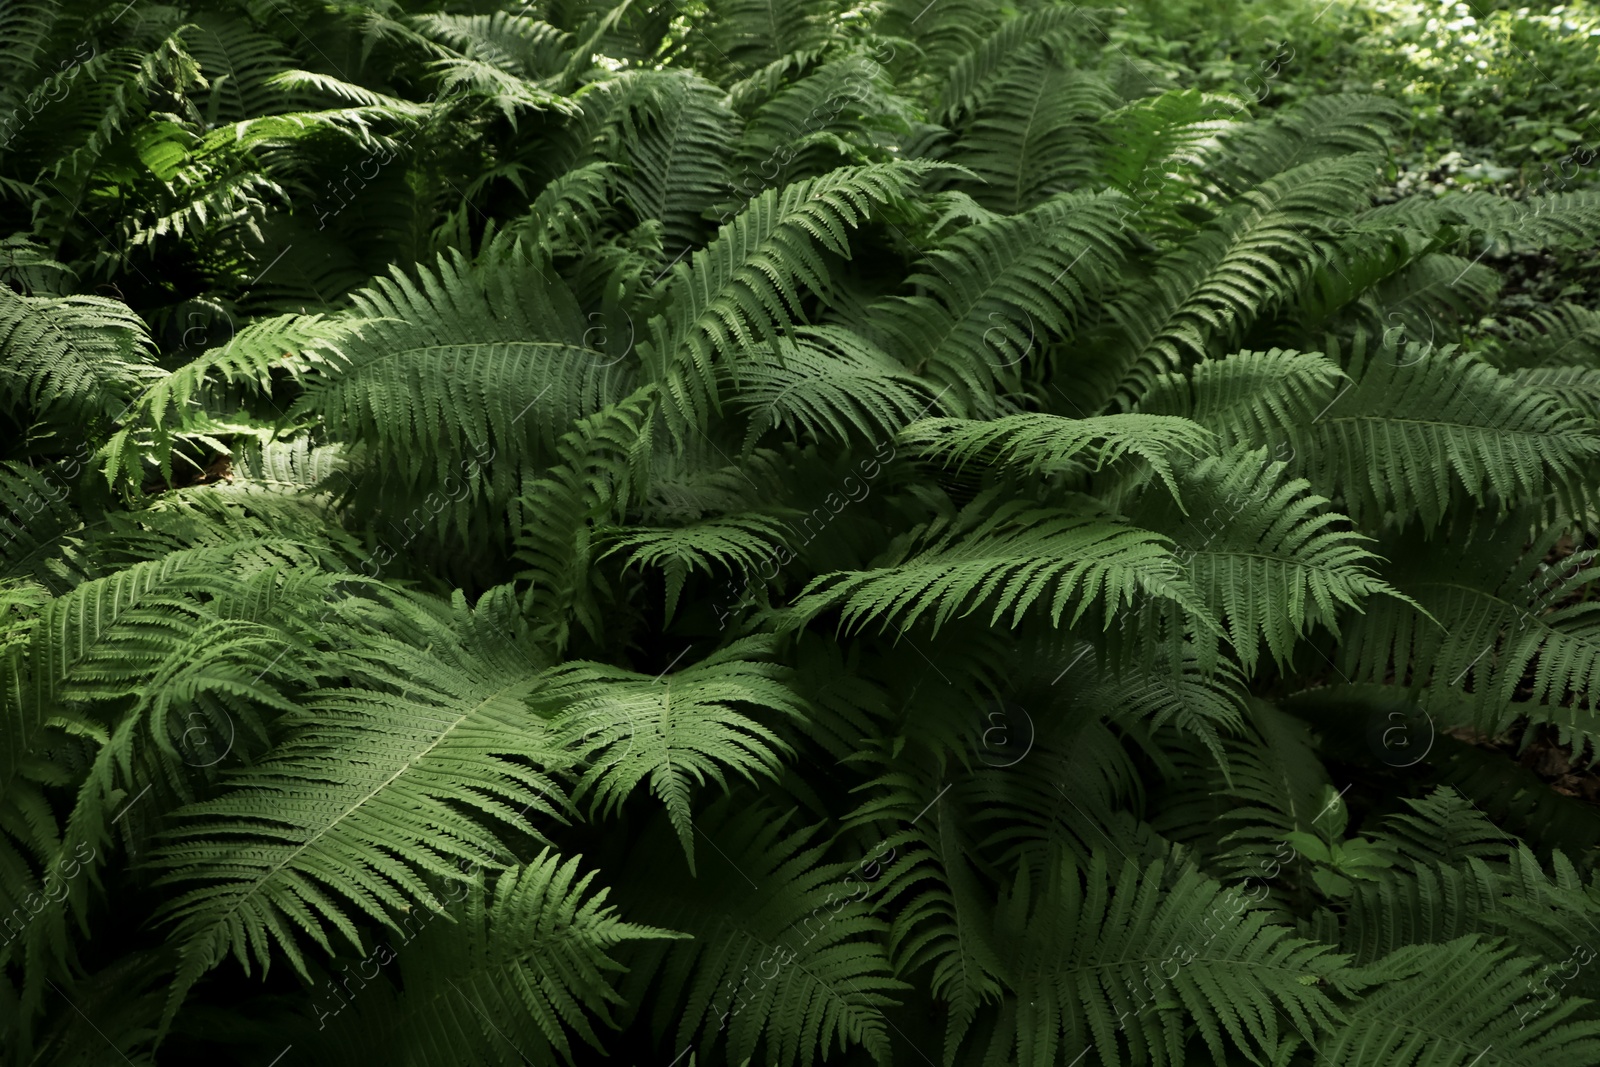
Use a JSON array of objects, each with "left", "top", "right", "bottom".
[{"left": 7, "top": 0, "right": 1600, "bottom": 1065}]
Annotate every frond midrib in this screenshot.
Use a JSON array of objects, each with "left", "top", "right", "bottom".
[{"left": 205, "top": 673, "right": 540, "bottom": 925}]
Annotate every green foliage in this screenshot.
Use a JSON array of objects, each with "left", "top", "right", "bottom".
[{"left": 6, "top": 1, "right": 1600, "bottom": 1065}]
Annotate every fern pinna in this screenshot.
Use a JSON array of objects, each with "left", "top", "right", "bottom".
[{"left": 5, "top": 0, "right": 1600, "bottom": 1064}]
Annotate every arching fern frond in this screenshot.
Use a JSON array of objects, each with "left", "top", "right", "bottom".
[
  {"left": 1328, "top": 937, "right": 1600, "bottom": 1066},
  {"left": 733, "top": 326, "right": 937, "bottom": 444},
  {"left": 296, "top": 251, "right": 631, "bottom": 534},
  {"left": 181, "top": 13, "right": 305, "bottom": 124},
  {"left": 790, "top": 493, "right": 1212, "bottom": 636},
  {"left": 613, "top": 800, "right": 906, "bottom": 1067},
  {"left": 945, "top": 39, "right": 1119, "bottom": 213},
  {"left": 1105, "top": 153, "right": 1381, "bottom": 404},
  {"left": 410, "top": 11, "right": 573, "bottom": 84},
  {"left": 695, "top": 0, "right": 834, "bottom": 77},
  {"left": 977, "top": 851, "right": 1348, "bottom": 1067},
  {"left": 602, "top": 512, "right": 790, "bottom": 621},
  {"left": 1130, "top": 445, "right": 1402, "bottom": 671},
  {"left": 1307, "top": 345, "right": 1600, "bottom": 528},
  {"left": 1515, "top": 366, "right": 1600, "bottom": 422},
  {"left": 647, "top": 161, "right": 934, "bottom": 431},
  {"left": 900, "top": 411, "right": 1213, "bottom": 503},
  {"left": 307, "top": 849, "right": 681, "bottom": 1067},
  {"left": 1338, "top": 521, "right": 1600, "bottom": 746},
  {"left": 731, "top": 54, "right": 913, "bottom": 196},
  {"left": 1097, "top": 89, "right": 1235, "bottom": 233},
  {"left": 1136, "top": 348, "right": 1343, "bottom": 456},
  {"left": 934, "top": 5, "right": 1101, "bottom": 123},
  {"left": 100, "top": 313, "right": 346, "bottom": 493},
  {"left": 539, "top": 636, "right": 802, "bottom": 867},
  {"left": 515, "top": 388, "right": 656, "bottom": 653},
  {"left": 871, "top": 190, "right": 1130, "bottom": 418},
  {"left": 0, "top": 287, "right": 158, "bottom": 438},
  {"left": 151, "top": 592, "right": 575, "bottom": 1032},
  {"left": 609, "top": 71, "right": 737, "bottom": 257},
  {"left": 1489, "top": 303, "right": 1600, "bottom": 371},
  {"left": 1212, "top": 94, "right": 1401, "bottom": 190}
]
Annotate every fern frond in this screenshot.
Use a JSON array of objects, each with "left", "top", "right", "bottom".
[
  {"left": 901, "top": 411, "right": 1213, "bottom": 503},
  {"left": 1206, "top": 700, "right": 1336, "bottom": 887},
  {"left": 1130, "top": 446, "right": 1402, "bottom": 671},
  {"left": 935, "top": 6, "right": 1101, "bottom": 123},
  {"left": 841, "top": 766, "right": 1006, "bottom": 1061},
  {"left": 1339, "top": 521, "right": 1600, "bottom": 745},
  {"left": 1309, "top": 346, "right": 1600, "bottom": 527},
  {"left": 791, "top": 493, "right": 1212, "bottom": 636},
  {"left": 151, "top": 593, "right": 574, "bottom": 1030},
  {"left": 410, "top": 11, "right": 573, "bottom": 83},
  {"left": 308, "top": 849, "right": 681, "bottom": 1066},
  {"left": 1213, "top": 94, "right": 1401, "bottom": 189},
  {"left": 697, "top": 0, "right": 833, "bottom": 76},
  {"left": 515, "top": 388, "right": 656, "bottom": 653},
  {"left": 647, "top": 161, "right": 933, "bottom": 430},
  {"left": 1329, "top": 937, "right": 1600, "bottom": 1065},
  {"left": 1373, "top": 787, "right": 1514, "bottom": 868},
  {"left": 100, "top": 314, "right": 345, "bottom": 493},
  {"left": 181, "top": 13, "right": 304, "bottom": 123},
  {"left": 1137, "top": 348, "right": 1344, "bottom": 456},
  {"left": 263, "top": 70, "right": 437, "bottom": 118},
  {"left": 1339, "top": 858, "right": 1503, "bottom": 966},
  {"left": 734, "top": 326, "right": 937, "bottom": 444},
  {"left": 871, "top": 190, "right": 1130, "bottom": 417},
  {"left": 731, "top": 54, "right": 913, "bottom": 196},
  {"left": 296, "top": 251, "right": 631, "bottom": 532},
  {"left": 946, "top": 40, "right": 1119, "bottom": 213},
  {"left": 0, "top": 288, "right": 159, "bottom": 435},
  {"left": 603, "top": 512, "right": 790, "bottom": 620},
  {"left": 1097, "top": 89, "right": 1235, "bottom": 232},
  {"left": 1105, "top": 154, "right": 1381, "bottom": 403},
  {"left": 615, "top": 799, "right": 906, "bottom": 1067},
  {"left": 980, "top": 851, "right": 1347, "bottom": 1067},
  {"left": 1514, "top": 367, "right": 1600, "bottom": 422},
  {"left": 611, "top": 72, "right": 737, "bottom": 257},
  {"left": 540, "top": 636, "right": 802, "bottom": 866},
  {"left": 1436, "top": 189, "right": 1600, "bottom": 254},
  {"left": 0, "top": 462, "right": 82, "bottom": 584},
  {"left": 1489, "top": 304, "right": 1600, "bottom": 371}
]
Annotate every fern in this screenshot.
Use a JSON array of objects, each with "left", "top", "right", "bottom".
[
  {"left": 100, "top": 313, "right": 345, "bottom": 493},
  {"left": 538, "top": 637, "right": 803, "bottom": 865},
  {"left": 308, "top": 849, "right": 681, "bottom": 1066},
  {"left": 151, "top": 591, "right": 574, "bottom": 1029},
  {"left": 1327, "top": 937, "right": 1600, "bottom": 1065},
  {"left": 900, "top": 411, "right": 1213, "bottom": 501},
  {"left": 646, "top": 161, "right": 933, "bottom": 430},
  {"left": 1105, "top": 153, "right": 1383, "bottom": 402},
  {"left": 1130, "top": 445, "right": 1403, "bottom": 671},
  {"left": 935, "top": 6, "right": 1102, "bottom": 123},
  {"left": 611, "top": 72, "right": 737, "bottom": 256},
  {"left": 869, "top": 191, "right": 1131, "bottom": 417},
  {"left": 0, "top": 287, "right": 159, "bottom": 438},
  {"left": 1339, "top": 520, "right": 1600, "bottom": 746},
  {"left": 1137, "top": 347, "right": 1345, "bottom": 456},
  {"left": 1307, "top": 345, "right": 1600, "bottom": 527},
  {"left": 613, "top": 800, "right": 907, "bottom": 1067},
  {"left": 7, "top": 2, "right": 1600, "bottom": 1062},
  {"left": 295, "top": 251, "right": 631, "bottom": 537},
  {"left": 733, "top": 326, "right": 937, "bottom": 443},
  {"left": 981, "top": 851, "right": 1348, "bottom": 1067},
  {"left": 945, "top": 39, "right": 1119, "bottom": 213},
  {"left": 792, "top": 492, "right": 1213, "bottom": 635}
]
